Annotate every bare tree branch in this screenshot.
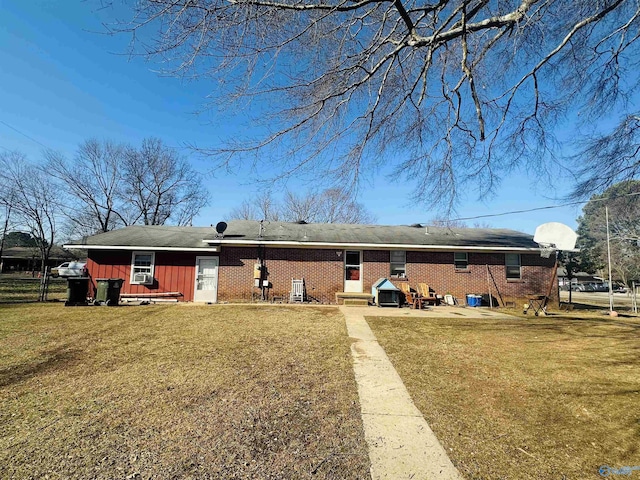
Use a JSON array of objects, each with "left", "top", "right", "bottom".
[{"left": 108, "top": 0, "right": 640, "bottom": 209}]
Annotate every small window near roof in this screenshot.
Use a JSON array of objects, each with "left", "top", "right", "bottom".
[
  {"left": 131, "top": 251, "right": 155, "bottom": 284},
  {"left": 505, "top": 253, "right": 521, "bottom": 279},
  {"left": 390, "top": 250, "right": 406, "bottom": 277},
  {"left": 454, "top": 252, "right": 468, "bottom": 270}
]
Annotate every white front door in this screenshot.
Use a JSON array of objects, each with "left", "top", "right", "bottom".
[
  {"left": 344, "top": 250, "right": 362, "bottom": 293},
  {"left": 194, "top": 256, "right": 219, "bottom": 303}
]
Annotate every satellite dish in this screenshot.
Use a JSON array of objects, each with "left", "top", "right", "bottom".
[
  {"left": 215, "top": 222, "right": 228, "bottom": 235},
  {"left": 533, "top": 222, "right": 577, "bottom": 251}
]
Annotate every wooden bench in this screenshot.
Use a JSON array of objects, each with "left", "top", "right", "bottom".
[{"left": 120, "top": 292, "right": 184, "bottom": 303}]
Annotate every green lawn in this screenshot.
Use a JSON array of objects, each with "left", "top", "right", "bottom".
[
  {"left": 0, "top": 304, "right": 369, "bottom": 479},
  {"left": 368, "top": 314, "right": 640, "bottom": 480}
]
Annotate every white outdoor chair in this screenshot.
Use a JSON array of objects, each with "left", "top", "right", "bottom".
[{"left": 290, "top": 278, "right": 306, "bottom": 303}]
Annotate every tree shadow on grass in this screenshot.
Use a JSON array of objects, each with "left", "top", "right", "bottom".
[{"left": 0, "top": 347, "right": 82, "bottom": 388}]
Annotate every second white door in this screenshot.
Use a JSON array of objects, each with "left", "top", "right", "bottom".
[
  {"left": 344, "top": 250, "right": 362, "bottom": 293},
  {"left": 194, "top": 256, "right": 219, "bottom": 303}
]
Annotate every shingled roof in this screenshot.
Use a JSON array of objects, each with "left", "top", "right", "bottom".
[{"left": 65, "top": 220, "right": 542, "bottom": 252}]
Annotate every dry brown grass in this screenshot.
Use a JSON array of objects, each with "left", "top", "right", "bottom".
[
  {"left": 0, "top": 304, "right": 369, "bottom": 479},
  {"left": 367, "top": 314, "right": 640, "bottom": 480},
  {"left": 0, "top": 276, "right": 67, "bottom": 303}
]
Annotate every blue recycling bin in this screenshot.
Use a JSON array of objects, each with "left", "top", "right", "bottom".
[{"left": 466, "top": 294, "right": 481, "bottom": 307}]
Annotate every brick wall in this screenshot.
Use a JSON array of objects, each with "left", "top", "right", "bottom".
[
  {"left": 218, "top": 246, "right": 343, "bottom": 303},
  {"left": 403, "top": 251, "right": 556, "bottom": 305},
  {"left": 218, "top": 247, "right": 556, "bottom": 305},
  {"left": 88, "top": 247, "right": 556, "bottom": 304}
]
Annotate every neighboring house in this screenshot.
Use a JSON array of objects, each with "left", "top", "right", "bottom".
[
  {"left": 557, "top": 267, "right": 602, "bottom": 288},
  {"left": 0, "top": 246, "right": 78, "bottom": 274},
  {"left": 64, "top": 220, "right": 556, "bottom": 304}
]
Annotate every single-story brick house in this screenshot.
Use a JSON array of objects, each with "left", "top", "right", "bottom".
[{"left": 64, "top": 220, "right": 557, "bottom": 305}]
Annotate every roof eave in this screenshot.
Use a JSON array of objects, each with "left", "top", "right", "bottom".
[
  {"left": 203, "top": 239, "right": 539, "bottom": 252},
  {"left": 63, "top": 244, "right": 220, "bottom": 252}
]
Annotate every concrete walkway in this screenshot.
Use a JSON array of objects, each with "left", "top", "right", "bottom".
[{"left": 341, "top": 305, "right": 480, "bottom": 480}]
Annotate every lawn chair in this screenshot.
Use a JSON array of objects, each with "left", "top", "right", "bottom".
[
  {"left": 398, "top": 282, "right": 411, "bottom": 305},
  {"left": 290, "top": 278, "right": 306, "bottom": 303},
  {"left": 417, "top": 283, "right": 439, "bottom": 306},
  {"left": 524, "top": 294, "right": 548, "bottom": 315},
  {"left": 402, "top": 289, "right": 424, "bottom": 309}
]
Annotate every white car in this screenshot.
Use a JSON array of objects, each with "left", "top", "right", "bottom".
[{"left": 51, "top": 262, "right": 87, "bottom": 278}]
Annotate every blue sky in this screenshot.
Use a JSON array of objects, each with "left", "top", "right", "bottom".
[{"left": 0, "top": 1, "right": 587, "bottom": 235}]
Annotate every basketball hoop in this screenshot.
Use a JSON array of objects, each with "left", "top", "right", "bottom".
[{"left": 539, "top": 243, "right": 556, "bottom": 258}]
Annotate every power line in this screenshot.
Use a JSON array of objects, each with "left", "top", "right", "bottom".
[
  {"left": 451, "top": 201, "right": 586, "bottom": 222},
  {"left": 449, "top": 191, "right": 640, "bottom": 223},
  {"left": 0, "top": 120, "right": 51, "bottom": 150}
]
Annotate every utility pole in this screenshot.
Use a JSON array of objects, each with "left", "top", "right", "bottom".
[
  {"left": 606, "top": 206, "right": 614, "bottom": 313},
  {"left": 0, "top": 202, "right": 12, "bottom": 274}
]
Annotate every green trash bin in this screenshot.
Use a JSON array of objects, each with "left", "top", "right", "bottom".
[
  {"left": 95, "top": 278, "right": 123, "bottom": 306},
  {"left": 66, "top": 277, "right": 89, "bottom": 306},
  {"left": 94, "top": 279, "right": 110, "bottom": 305}
]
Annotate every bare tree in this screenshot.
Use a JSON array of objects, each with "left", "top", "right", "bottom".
[
  {"left": 0, "top": 152, "right": 60, "bottom": 274},
  {"left": 111, "top": 0, "right": 640, "bottom": 209},
  {"left": 122, "top": 138, "right": 210, "bottom": 226},
  {"left": 47, "top": 138, "right": 210, "bottom": 232},
  {"left": 281, "top": 191, "right": 321, "bottom": 223},
  {"left": 229, "top": 188, "right": 375, "bottom": 223},
  {"left": 577, "top": 181, "right": 640, "bottom": 287},
  {"left": 229, "top": 191, "right": 282, "bottom": 221},
  {"left": 430, "top": 216, "right": 469, "bottom": 228},
  {"left": 285, "top": 188, "right": 376, "bottom": 223},
  {"left": 46, "top": 139, "right": 127, "bottom": 236}
]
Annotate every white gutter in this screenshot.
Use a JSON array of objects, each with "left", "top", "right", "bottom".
[
  {"left": 63, "top": 244, "right": 219, "bottom": 253},
  {"left": 64, "top": 241, "right": 560, "bottom": 254},
  {"left": 202, "top": 239, "right": 540, "bottom": 253}
]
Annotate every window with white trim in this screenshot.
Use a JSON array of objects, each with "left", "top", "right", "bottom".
[
  {"left": 454, "top": 252, "right": 468, "bottom": 270},
  {"left": 131, "top": 251, "right": 155, "bottom": 284},
  {"left": 390, "top": 250, "right": 406, "bottom": 277},
  {"left": 505, "top": 253, "right": 521, "bottom": 280}
]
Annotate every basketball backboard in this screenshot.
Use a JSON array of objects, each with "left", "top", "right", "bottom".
[{"left": 533, "top": 222, "right": 578, "bottom": 251}]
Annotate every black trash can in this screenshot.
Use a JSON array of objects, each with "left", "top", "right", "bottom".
[
  {"left": 66, "top": 277, "right": 89, "bottom": 306},
  {"left": 94, "top": 278, "right": 123, "bottom": 306},
  {"left": 107, "top": 278, "right": 123, "bottom": 306}
]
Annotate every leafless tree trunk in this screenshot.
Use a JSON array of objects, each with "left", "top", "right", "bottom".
[{"left": 110, "top": 0, "right": 640, "bottom": 209}]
